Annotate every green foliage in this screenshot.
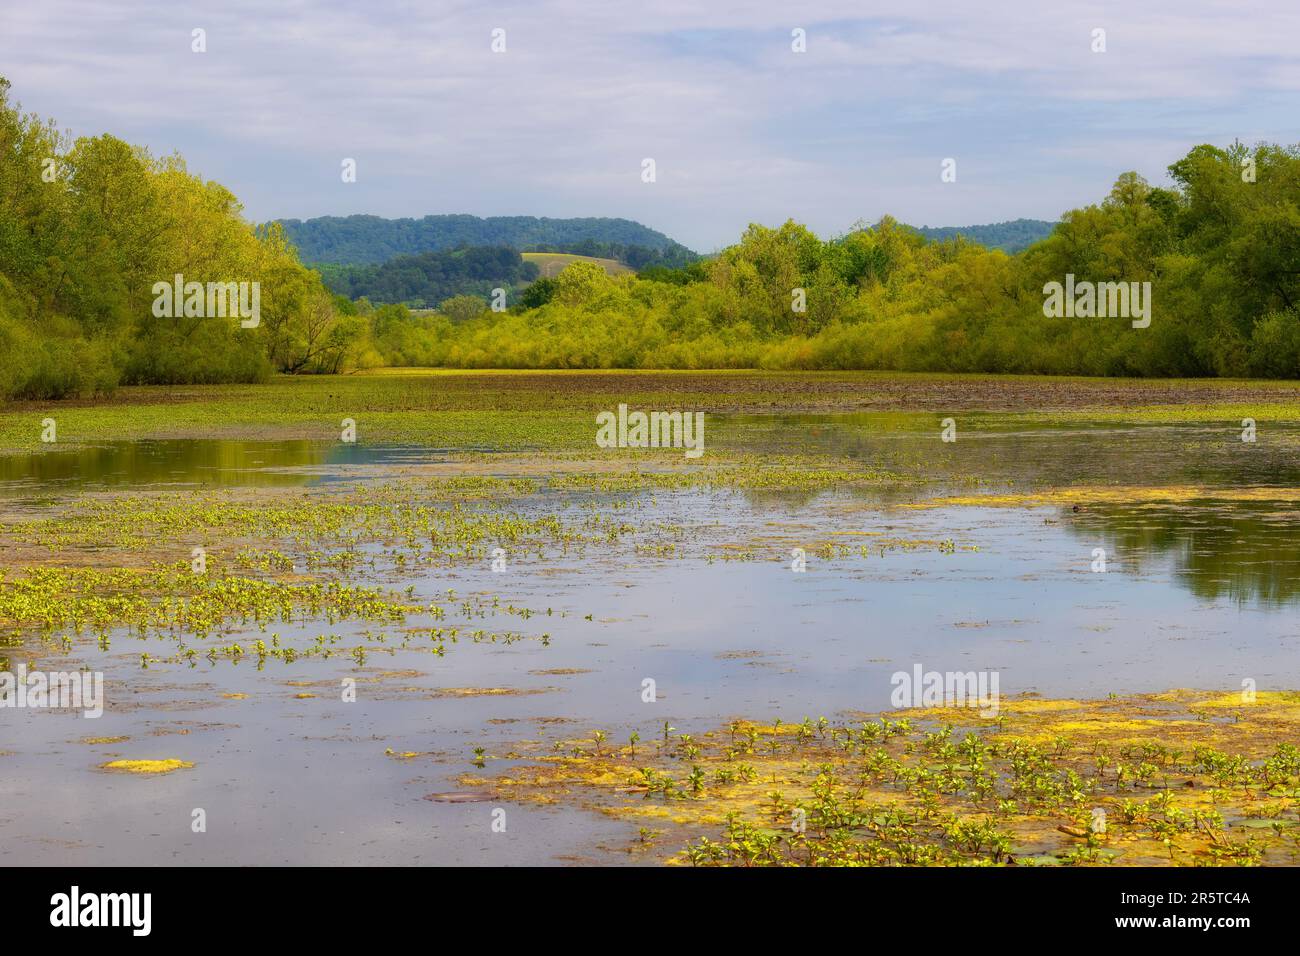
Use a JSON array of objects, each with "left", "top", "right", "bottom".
[
  {"left": 318, "top": 246, "right": 538, "bottom": 307},
  {"left": 370, "top": 142, "right": 1300, "bottom": 378},
  {"left": 6, "top": 70, "right": 1300, "bottom": 388},
  {"left": 439, "top": 294, "right": 487, "bottom": 322},
  {"left": 1247, "top": 309, "right": 1300, "bottom": 378},
  {"left": 276, "top": 213, "right": 690, "bottom": 265},
  {"left": 911, "top": 218, "right": 1057, "bottom": 253},
  {"left": 368, "top": 304, "right": 449, "bottom": 367},
  {"left": 0, "top": 75, "right": 365, "bottom": 400},
  {"left": 518, "top": 276, "right": 557, "bottom": 309},
  {"left": 639, "top": 261, "right": 709, "bottom": 285}
]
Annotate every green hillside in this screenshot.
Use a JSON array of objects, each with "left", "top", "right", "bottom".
[
  {"left": 317, "top": 246, "right": 538, "bottom": 308},
  {"left": 911, "top": 218, "right": 1057, "bottom": 253},
  {"left": 276, "top": 214, "right": 692, "bottom": 265}
]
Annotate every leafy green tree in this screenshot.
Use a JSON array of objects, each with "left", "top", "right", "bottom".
[
  {"left": 553, "top": 261, "right": 612, "bottom": 307},
  {"left": 519, "top": 276, "right": 557, "bottom": 308},
  {"left": 439, "top": 294, "right": 487, "bottom": 322}
]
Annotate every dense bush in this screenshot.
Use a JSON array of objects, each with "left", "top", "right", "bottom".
[{"left": 0, "top": 76, "right": 362, "bottom": 401}]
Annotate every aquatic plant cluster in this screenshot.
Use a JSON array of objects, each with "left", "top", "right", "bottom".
[
  {"left": 5, "top": 483, "right": 621, "bottom": 560},
  {"left": 0, "top": 478, "right": 634, "bottom": 664},
  {"left": 478, "top": 692, "right": 1300, "bottom": 866},
  {"left": 0, "top": 564, "right": 560, "bottom": 667},
  {"left": 0, "top": 452, "right": 950, "bottom": 669}
]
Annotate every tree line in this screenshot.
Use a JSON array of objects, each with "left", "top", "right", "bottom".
[
  {"left": 0, "top": 77, "right": 363, "bottom": 398},
  {"left": 5, "top": 70, "right": 1300, "bottom": 398},
  {"left": 396, "top": 144, "right": 1300, "bottom": 377}
]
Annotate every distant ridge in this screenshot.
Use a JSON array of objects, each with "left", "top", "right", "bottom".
[
  {"left": 909, "top": 218, "right": 1057, "bottom": 253},
  {"left": 275, "top": 214, "right": 692, "bottom": 265}
]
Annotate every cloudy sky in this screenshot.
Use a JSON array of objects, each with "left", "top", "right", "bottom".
[{"left": 1, "top": 1, "right": 1296, "bottom": 250}]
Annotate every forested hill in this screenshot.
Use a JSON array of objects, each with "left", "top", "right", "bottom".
[
  {"left": 316, "top": 247, "right": 539, "bottom": 308},
  {"left": 275, "top": 214, "right": 692, "bottom": 265},
  {"left": 910, "top": 218, "right": 1057, "bottom": 253}
]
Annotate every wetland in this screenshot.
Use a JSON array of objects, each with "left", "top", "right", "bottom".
[{"left": 1, "top": 370, "right": 1297, "bottom": 866}]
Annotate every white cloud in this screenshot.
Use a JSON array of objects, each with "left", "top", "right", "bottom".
[{"left": 2, "top": 0, "right": 1297, "bottom": 249}]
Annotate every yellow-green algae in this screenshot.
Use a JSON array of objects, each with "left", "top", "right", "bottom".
[
  {"left": 906, "top": 485, "right": 1300, "bottom": 510},
  {"left": 471, "top": 691, "right": 1300, "bottom": 866},
  {"left": 100, "top": 759, "right": 195, "bottom": 775},
  {"left": 3, "top": 370, "right": 1298, "bottom": 454}
]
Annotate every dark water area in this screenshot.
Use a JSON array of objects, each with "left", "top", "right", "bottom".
[{"left": 0, "top": 439, "right": 444, "bottom": 491}]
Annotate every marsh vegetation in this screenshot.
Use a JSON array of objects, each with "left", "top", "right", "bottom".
[{"left": 1, "top": 371, "right": 1297, "bottom": 865}]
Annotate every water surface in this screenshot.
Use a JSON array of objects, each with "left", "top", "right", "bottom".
[{"left": 2, "top": 419, "right": 1297, "bottom": 864}]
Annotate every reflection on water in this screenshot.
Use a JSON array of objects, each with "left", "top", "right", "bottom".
[
  {"left": 1066, "top": 502, "right": 1300, "bottom": 608},
  {"left": 729, "top": 414, "right": 1300, "bottom": 489},
  {"left": 0, "top": 439, "right": 439, "bottom": 490},
  {"left": 724, "top": 415, "right": 1300, "bottom": 609}
]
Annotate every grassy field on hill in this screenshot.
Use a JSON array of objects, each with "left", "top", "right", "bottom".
[{"left": 522, "top": 252, "right": 632, "bottom": 278}]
